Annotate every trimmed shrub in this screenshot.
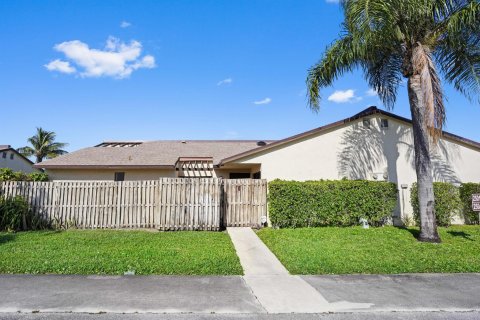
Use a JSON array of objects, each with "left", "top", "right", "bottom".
[
  {"left": 0, "top": 168, "right": 48, "bottom": 182},
  {"left": 410, "top": 182, "right": 461, "bottom": 227},
  {"left": 27, "top": 172, "right": 49, "bottom": 182},
  {"left": 459, "top": 183, "right": 480, "bottom": 224},
  {"left": 268, "top": 179, "right": 398, "bottom": 228},
  {"left": 0, "top": 195, "right": 29, "bottom": 231}
]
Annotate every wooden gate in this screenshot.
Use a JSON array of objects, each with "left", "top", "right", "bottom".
[{"left": 223, "top": 179, "right": 267, "bottom": 228}]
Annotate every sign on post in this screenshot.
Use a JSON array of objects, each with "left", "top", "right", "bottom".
[{"left": 472, "top": 194, "right": 480, "bottom": 212}]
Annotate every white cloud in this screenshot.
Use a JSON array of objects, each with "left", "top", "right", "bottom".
[
  {"left": 365, "top": 88, "right": 378, "bottom": 97},
  {"left": 217, "top": 78, "right": 232, "bottom": 86},
  {"left": 327, "top": 89, "right": 362, "bottom": 103},
  {"left": 253, "top": 97, "right": 272, "bottom": 105},
  {"left": 120, "top": 21, "right": 131, "bottom": 28},
  {"left": 45, "top": 36, "right": 155, "bottom": 78},
  {"left": 44, "top": 59, "right": 76, "bottom": 74}
]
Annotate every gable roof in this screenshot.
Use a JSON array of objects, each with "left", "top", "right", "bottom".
[
  {"left": 35, "top": 106, "right": 480, "bottom": 170},
  {"left": 36, "top": 140, "right": 274, "bottom": 169},
  {"left": 219, "top": 106, "right": 480, "bottom": 165},
  {"left": 0, "top": 145, "right": 35, "bottom": 165}
]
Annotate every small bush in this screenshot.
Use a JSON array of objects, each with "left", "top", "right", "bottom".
[
  {"left": 459, "top": 183, "right": 480, "bottom": 224},
  {"left": 0, "top": 168, "right": 17, "bottom": 181},
  {"left": 268, "top": 179, "right": 398, "bottom": 228},
  {"left": 410, "top": 182, "right": 461, "bottom": 227},
  {"left": 0, "top": 168, "right": 48, "bottom": 181},
  {"left": 27, "top": 172, "right": 49, "bottom": 182},
  {"left": 0, "top": 195, "right": 29, "bottom": 231}
]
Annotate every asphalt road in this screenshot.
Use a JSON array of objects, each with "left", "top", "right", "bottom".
[{"left": 0, "top": 312, "right": 479, "bottom": 320}]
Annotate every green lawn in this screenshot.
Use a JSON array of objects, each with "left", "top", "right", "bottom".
[
  {"left": 257, "top": 226, "right": 480, "bottom": 274},
  {"left": 0, "top": 230, "right": 243, "bottom": 275}
]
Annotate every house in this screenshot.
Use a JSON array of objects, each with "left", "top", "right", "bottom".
[
  {"left": 0, "top": 145, "right": 38, "bottom": 173},
  {"left": 36, "top": 106, "right": 480, "bottom": 223}
]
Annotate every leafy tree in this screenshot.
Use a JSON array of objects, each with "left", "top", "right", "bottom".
[
  {"left": 306, "top": 0, "right": 479, "bottom": 242},
  {"left": 18, "top": 128, "right": 68, "bottom": 163}
]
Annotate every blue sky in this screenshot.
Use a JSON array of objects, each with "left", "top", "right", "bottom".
[{"left": 1, "top": 0, "right": 479, "bottom": 152}]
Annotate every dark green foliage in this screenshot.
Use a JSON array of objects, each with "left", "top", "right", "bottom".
[
  {"left": 0, "top": 195, "right": 29, "bottom": 231},
  {"left": 0, "top": 168, "right": 48, "bottom": 181},
  {"left": 268, "top": 179, "right": 398, "bottom": 228},
  {"left": 410, "top": 182, "right": 462, "bottom": 227},
  {"left": 459, "top": 183, "right": 480, "bottom": 224}
]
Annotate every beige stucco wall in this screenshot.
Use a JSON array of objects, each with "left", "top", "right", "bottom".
[
  {"left": 47, "top": 167, "right": 261, "bottom": 181},
  {"left": 0, "top": 150, "right": 37, "bottom": 173},
  {"left": 46, "top": 169, "right": 176, "bottom": 181},
  {"left": 236, "top": 115, "right": 480, "bottom": 223}
]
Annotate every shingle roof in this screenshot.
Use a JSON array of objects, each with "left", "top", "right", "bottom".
[
  {"left": 0, "top": 145, "right": 11, "bottom": 151},
  {"left": 35, "top": 106, "right": 480, "bottom": 169},
  {"left": 36, "top": 140, "right": 274, "bottom": 169}
]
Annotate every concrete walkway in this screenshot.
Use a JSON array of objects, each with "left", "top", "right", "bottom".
[{"left": 227, "top": 227, "right": 371, "bottom": 313}]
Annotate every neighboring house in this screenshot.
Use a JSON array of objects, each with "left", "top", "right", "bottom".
[
  {"left": 36, "top": 107, "right": 480, "bottom": 223},
  {"left": 0, "top": 145, "right": 38, "bottom": 173}
]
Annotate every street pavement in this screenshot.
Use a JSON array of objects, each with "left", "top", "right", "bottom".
[
  {"left": 0, "top": 273, "right": 479, "bottom": 315},
  {"left": 0, "top": 311, "right": 480, "bottom": 320}
]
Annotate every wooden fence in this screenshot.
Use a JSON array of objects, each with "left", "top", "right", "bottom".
[{"left": 0, "top": 178, "right": 267, "bottom": 230}]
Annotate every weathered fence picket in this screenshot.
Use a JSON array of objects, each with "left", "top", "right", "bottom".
[{"left": 0, "top": 178, "right": 267, "bottom": 230}]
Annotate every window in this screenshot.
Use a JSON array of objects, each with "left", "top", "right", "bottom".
[
  {"left": 362, "top": 118, "right": 371, "bottom": 129},
  {"left": 380, "top": 118, "right": 389, "bottom": 129},
  {"left": 114, "top": 172, "right": 125, "bottom": 181},
  {"left": 229, "top": 173, "right": 251, "bottom": 179},
  {"left": 2, "top": 152, "right": 6, "bottom": 159},
  {"left": 10, "top": 153, "right": 14, "bottom": 160},
  {"left": 253, "top": 171, "right": 261, "bottom": 179}
]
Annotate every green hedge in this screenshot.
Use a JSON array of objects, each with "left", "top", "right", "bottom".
[
  {"left": 0, "top": 195, "right": 30, "bottom": 231},
  {"left": 0, "top": 168, "right": 48, "bottom": 182},
  {"left": 268, "top": 179, "right": 398, "bottom": 228},
  {"left": 459, "top": 183, "right": 480, "bottom": 224},
  {"left": 410, "top": 182, "right": 461, "bottom": 227}
]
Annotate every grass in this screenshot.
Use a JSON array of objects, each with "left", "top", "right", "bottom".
[
  {"left": 0, "top": 230, "right": 243, "bottom": 275},
  {"left": 257, "top": 225, "right": 480, "bottom": 274}
]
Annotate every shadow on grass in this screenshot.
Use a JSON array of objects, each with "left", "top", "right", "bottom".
[
  {"left": 399, "top": 227, "right": 420, "bottom": 239},
  {"left": 447, "top": 230, "right": 474, "bottom": 241},
  {"left": 0, "top": 233, "right": 16, "bottom": 245}
]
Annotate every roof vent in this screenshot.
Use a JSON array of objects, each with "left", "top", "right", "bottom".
[
  {"left": 256, "top": 141, "right": 267, "bottom": 146},
  {"left": 95, "top": 142, "right": 143, "bottom": 148}
]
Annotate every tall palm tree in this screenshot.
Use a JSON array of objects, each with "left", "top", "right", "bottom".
[
  {"left": 18, "top": 128, "right": 68, "bottom": 163},
  {"left": 307, "top": 0, "right": 479, "bottom": 242}
]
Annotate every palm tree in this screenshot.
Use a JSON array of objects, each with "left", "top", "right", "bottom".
[
  {"left": 18, "top": 128, "right": 68, "bottom": 163},
  {"left": 307, "top": 0, "right": 479, "bottom": 242}
]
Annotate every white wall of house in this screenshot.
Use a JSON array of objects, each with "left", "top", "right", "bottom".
[
  {"left": 236, "top": 115, "right": 480, "bottom": 223},
  {"left": 0, "top": 150, "right": 37, "bottom": 173}
]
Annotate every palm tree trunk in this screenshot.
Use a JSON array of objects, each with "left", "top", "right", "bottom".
[{"left": 407, "top": 76, "right": 441, "bottom": 243}]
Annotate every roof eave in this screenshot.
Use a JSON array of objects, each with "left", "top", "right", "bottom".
[
  {"left": 219, "top": 106, "right": 480, "bottom": 165},
  {"left": 35, "top": 164, "right": 175, "bottom": 170}
]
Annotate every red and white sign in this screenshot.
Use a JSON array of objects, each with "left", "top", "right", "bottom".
[{"left": 473, "top": 194, "right": 480, "bottom": 212}]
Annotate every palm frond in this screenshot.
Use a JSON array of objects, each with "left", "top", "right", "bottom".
[
  {"left": 363, "top": 51, "right": 404, "bottom": 110},
  {"left": 307, "top": 35, "right": 361, "bottom": 111}
]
